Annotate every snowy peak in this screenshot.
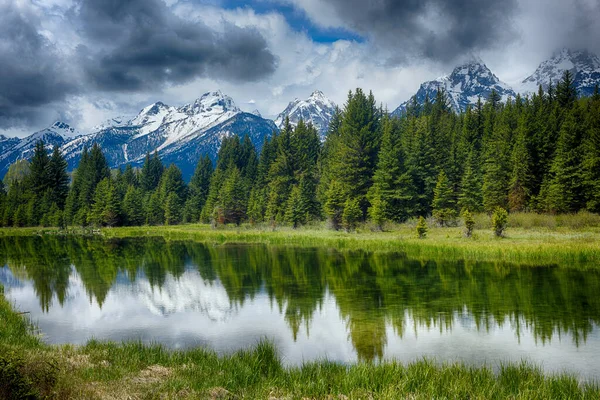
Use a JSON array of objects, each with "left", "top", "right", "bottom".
[
  {"left": 520, "top": 48, "right": 600, "bottom": 96},
  {"left": 392, "top": 60, "right": 516, "bottom": 115},
  {"left": 46, "top": 121, "right": 80, "bottom": 139},
  {"left": 178, "top": 91, "right": 240, "bottom": 116},
  {"left": 275, "top": 90, "right": 336, "bottom": 139},
  {"left": 130, "top": 101, "right": 173, "bottom": 131},
  {"left": 91, "top": 116, "right": 131, "bottom": 133}
]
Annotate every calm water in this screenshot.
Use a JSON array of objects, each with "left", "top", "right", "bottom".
[{"left": 1, "top": 236, "right": 600, "bottom": 380}]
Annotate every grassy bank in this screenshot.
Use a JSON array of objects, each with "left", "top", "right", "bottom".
[
  {"left": 3, "top": 212, "right": 600, "bottom": 268},
  {"left": 1, "top": 287, "right": 599, "bottom": 399}
]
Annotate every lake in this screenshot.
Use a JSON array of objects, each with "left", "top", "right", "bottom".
[{"left": 1, "top": 235, "right": 599, "bottom": 381}]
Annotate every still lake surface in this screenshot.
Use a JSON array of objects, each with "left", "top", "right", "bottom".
[{"left": 1, "top": 235, "right": 599, "bottom": 380}]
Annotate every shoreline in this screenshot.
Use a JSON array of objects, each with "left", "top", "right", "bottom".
[{"left": 2, "top": 219, "right": 599, "bottom": 268}]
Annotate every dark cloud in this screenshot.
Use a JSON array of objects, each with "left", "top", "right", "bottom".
[
  {"left": 0, "top": 2, "right": 78, "bottom": 128},
  {"left": 76, "top": 0, "right": 278, "bottom": 91},
  {"left": 308, "top": 0, "right": 519, "bottom": 64}
]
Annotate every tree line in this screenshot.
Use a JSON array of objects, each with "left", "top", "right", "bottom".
[{"left": 1, "top": 70, "right": 599, "bottom": 229}]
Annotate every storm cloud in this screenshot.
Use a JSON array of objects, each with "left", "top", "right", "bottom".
[
  {"left": 290, "top": 0, "right": 519, "bottom": 64},
  {"left": 0, "top": 2, "right": 77, "bottom": 128},
  {"left": 76, "top": 0, "right": 278, "bottom": 91}
]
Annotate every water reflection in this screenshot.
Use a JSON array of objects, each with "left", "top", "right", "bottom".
[{"left": 1, "top": 236, "right": 599, "bottom": 378}]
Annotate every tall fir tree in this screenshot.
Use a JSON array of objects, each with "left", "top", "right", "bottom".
[
  {"left": 47, "top": 145, "right": 69, "bottom": 208},
  {"left": 431, "top": 170, "right": 456, "bottom": 226},
  {"left": 508, "top": 125, "right": 532, "bottom": 212}
]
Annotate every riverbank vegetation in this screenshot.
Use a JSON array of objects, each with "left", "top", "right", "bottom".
[
  {"left": 2, "top": 284, "right": 599, "bottom": 399},
  {"left": 1, "top": 73, "right": 599, "bottom": 232},
  {"left": 3, "top": 207, "right": 600, "bottom": 268}
]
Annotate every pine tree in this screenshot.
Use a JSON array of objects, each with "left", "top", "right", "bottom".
[
  {"left": 407, "top": 117, "right": 437, "bottom": 216},
  {"left": 218, "top": 167, "right": 247, "bottom": 225},
  {"left": 47, "top": 145, "right": 69, "bottom": 208},
  {"left": 508, "top": 126, "right": 532, "bottom": 212},
  {"left": 122, "top": 185, "right": 144, "bottom": 226},
  {"left": 185, "top": 155, "right": 213, "bottom": 222},
  {"left": 556, "top": 70, "right": 577, "bottom": 109},
  {"left": 431, "top": 170, "right": 456, "bottom": 226},
  {"left": 145, "top": 191, "right": 164, "bottom": 225},
  {"left": 159, "top": 164, "right": 186, "bottom": 203},
  {"left": 583, "top": 90, "right": 600, "bottom": 212},
  {"left": 140, "top": 152, "right": 164, "bottom": 192},
  {"left": 298, "top": 173, "right": 320, "bottom": 222},
  {"left": 482, "top": 120, "right": 510, "bottom": 212},
  {"left": 326, "top": 89, "right": 380, "bottom": 216},
  {"left": 542, "top": 106, "right": 585, "bottom": 213},
  {"left": 368, "top": 117, "right": 415, "bottom": 224},
  {"left": 324, "top": 180, "right": 345, "bottom": 230},
  {"left": 164, "top": 192, "right": 182, "bottom": 225},
  {"left": 91, "top": 178, "right": 120, "bottom": 227},
  {"left": 284, "top": 185, "right": 303, "bottom": 228},
  {"left": 29, "top": 141, "right": 50, "bottom": 196},
  {"left": 457, "top": 151, "right": 483, "bottom": 212},
  {"left": 342, "top": 198, "right": 362, "bottom": 232}
]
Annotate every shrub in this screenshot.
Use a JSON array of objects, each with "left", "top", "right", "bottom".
[
  {"left": 342, "top": 198, "right": 362, "bottom": 232},
  {"left": 462, "top": 209, "right": 475, "bottom": 238},
  {"left": 416, "top": 216, "right": 428, "bottom": 238},
  {"left": 492, "top": 207, "right": 508, "bottom": 237}
]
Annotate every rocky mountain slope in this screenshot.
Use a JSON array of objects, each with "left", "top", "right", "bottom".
[
  {"left": 519, "top": 48, "right": 600, "bottom": 96},
  {"left": 275, "top": 90, "right": 336, "bottom": 139},
  {"left": 392, "top": 59, "right": 517, "bottom": 115}
]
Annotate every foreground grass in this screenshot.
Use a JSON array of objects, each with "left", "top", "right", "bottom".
[
  {"left": 1, "top": 288, "right": 599, "bottom": 399},
  {"left": 4, "top": 211, "right": 599, "bottom": 268}
]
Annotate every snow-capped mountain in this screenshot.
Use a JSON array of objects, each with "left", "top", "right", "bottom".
[
  {"left": 0, "top": 91, "right": 277, "bottom": 180},
  {"left": 0, "top": 122, "right": 80, "bottom": 177},
  {"left": 519, "top": 48, "right": 600, "bottom": 96},
  {"left": 275, "top": 90, "right": 336, "bottom": 139},
  {"left": 393, "top": 59, "right": 517, "bottom": 115}
]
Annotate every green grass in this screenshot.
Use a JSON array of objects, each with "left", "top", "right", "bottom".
[
  {"left": 1, "top": 283, "right": 600, "bottom": 399},
  {"left": 4, "top": 211, "right": 597, "bottom": 268}
]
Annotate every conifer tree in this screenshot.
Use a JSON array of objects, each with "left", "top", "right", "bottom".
[
  {"left": 325, "top": 89, "right": 380, "bottom": 216},
  {"left": 122, "top": 185, "right": 144, "bottom": 226},
  {"left": 431, "top": 170, "right": 456, "bottom": 226},
  {"left": 368, "top": 117, "right": 415, "bottom": 224},
  {"left": 284, "top": 185, "right": 303, "bottom": 228},
  {"left": 407, "top": 117, "right": 436, "bottom": 216},
  {"left": 342, "top": 198, "right": 362, "bottom": 232},
  {"left": 29, "top": 141, "right": 50, "bottom": 196},
  {"left": 541, "top": 106, "right": 585, "bottom": 213},
  {"left": 47, "top": 145, "right": 69, "bottom": 208},
  {"left": 324, "top": 181, "right": 345, "bottom": 230},
  {"left": 91, "top": 177, "right": 120, "bottom": 227},
  {"left": 556, "top": 70, "right": 577, "bottom": 109},
  {"left": 140, "top": 152, "right": 164, "bottom": 192},
  {"left": 458, "top": 151, "right": 483, "bottom": 212},
  {"left": 145, "top": 191, "right": 164, "bottom": 225},
  {"left": 508, "top": 126, "right": 532, "bottom": 212},
  {"left": 583, "top": 89, "right": 600, "bottom": 212},
  {"left": 164, "top": 192, "right": 182, "bottom": 225},
  {"left": 218, "top": 167, "right": 246, "bottom": 225},
  {"left": 482, "top": 120, "right": 510, "bottom": 212},
  {"left": 185, "top": 155, "right": 213, "bottom": 222}
]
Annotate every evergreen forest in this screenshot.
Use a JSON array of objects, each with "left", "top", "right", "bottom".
[{"left": 1, "top": 71, "right": 599, "bottom": 230}]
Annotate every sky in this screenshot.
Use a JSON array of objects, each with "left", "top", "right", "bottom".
[{"left": 1, "top": 0, "right": 599, "bottom": 137}]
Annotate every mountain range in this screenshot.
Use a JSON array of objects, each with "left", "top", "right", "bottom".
[
  {"left": 1, "top": 48, "right": 599, "bottom": 180},
  {"left": 393, "top": 48, "right": 600, "bottom": 115}
]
